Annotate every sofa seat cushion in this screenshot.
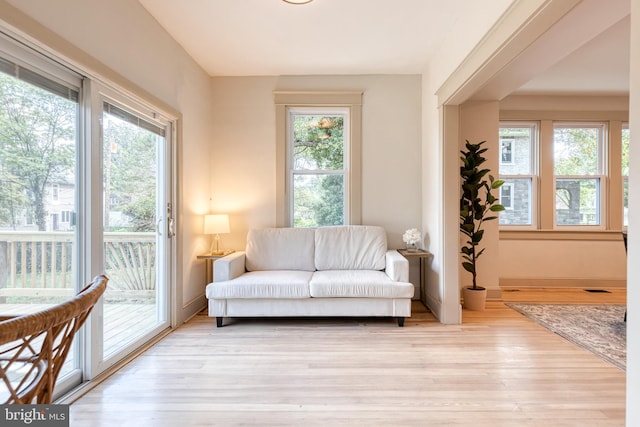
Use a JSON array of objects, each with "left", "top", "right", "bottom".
[
  {"left": 309, "top": 270, "right": 414, "bottom": 299},
  {"left": 207, "top": 271, "right": 313, "bottom": 299},
  {"left": 315, "top": 225, "right": 387, "bottom": 271},
  {"left": 246, "top": 228, "right": 316, "bottom": 272}
]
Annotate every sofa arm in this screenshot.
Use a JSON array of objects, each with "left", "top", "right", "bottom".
[
  {"left": 385, "top": 250, "right": 409, "bottom": 282},
  {"left": 213, "top": 251, "right": 246, "bottom": 282}
]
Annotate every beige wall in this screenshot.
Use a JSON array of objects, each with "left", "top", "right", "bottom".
[
  {"left": 459, "top": 101, "right": 501, "bottom": 296},
  {"left": 209, "top": 75, "right": 423, "bottom": 251},
  {"left": 420, "top": 0, "right": 514, "bottom": 323},
  {"left": 498, "top": 95, "right": 629, "bottom": 287},
  {"left": 2, "top": 0, "right": 215, "bottom": 322},
  {"left": 500, "top": 238, "right": 626, "bottom": 286}
]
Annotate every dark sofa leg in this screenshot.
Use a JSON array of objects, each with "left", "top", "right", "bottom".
[
  {"left": 216, "top": 317, "right": 223, "bottom": 328},
  {"left": 397, "top": 317, "right": 404, "bottom": 327}
]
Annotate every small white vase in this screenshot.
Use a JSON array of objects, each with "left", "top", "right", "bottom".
[{"left": 405, "top": 242, "right": 419, "bottom": 252}]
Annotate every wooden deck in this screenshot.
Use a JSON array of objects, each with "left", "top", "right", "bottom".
[{"left": 1, "top": 302, "right": 158, "bottom": 355}]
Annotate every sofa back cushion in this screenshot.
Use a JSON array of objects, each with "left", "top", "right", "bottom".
[
  {"left": 245, "top": 228, "right": 316, "bottom": 272},
  {"left": 314, "top": 225, "right": 387, "bottom": 271}
]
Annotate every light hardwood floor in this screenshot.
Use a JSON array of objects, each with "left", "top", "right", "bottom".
[{"left": 69, "top": 289, "right": 626, "bottom": 426}]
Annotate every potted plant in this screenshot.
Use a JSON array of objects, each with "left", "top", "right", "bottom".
[{"left": 459, "top": 140, "right": 505, "bottom": 310}]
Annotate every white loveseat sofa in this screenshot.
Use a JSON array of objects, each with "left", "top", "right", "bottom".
[{"left": 206, "top": 225, "right": 414, "bottom": 327}]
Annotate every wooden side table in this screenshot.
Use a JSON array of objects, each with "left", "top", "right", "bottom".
[
  {"left": 196, "top": 254, "right": 224, "bottom": 284},
  {"left": 397, "top": 249, "right": 433, "bottom": 306}
]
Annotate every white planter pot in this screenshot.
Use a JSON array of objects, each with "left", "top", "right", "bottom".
[{"left": 462, "top": 286, "right": 487, "bottom": 311}]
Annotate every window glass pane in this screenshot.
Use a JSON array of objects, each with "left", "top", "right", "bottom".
[
  {"left": 0, "top": 70, "right": 78, "bottom": 289},
  {"left": 499, "top": 127, "right": 532, "bottom": 174},
  {"left": 499, "top": 178, "right": 532, "bottom": 225},
  {"left": 555, "top": 178, "right": 600, "bottom": 225},
  {"left": 499, "top": 124, "right": 535, "bottom": 227},
  {"left": 622, "top": 126, "right": 629, "bottom": 227},
  {"left": 289, "top": 108, "right": 348, "bottom": 227},
  {"left": 292, "top": 115, "right": 344, "bottom": 170},
  {"left": 624, "top": 177, "right": 629, "bottom": 227},
  {"left": 622, "top": 126, "right": 629, "bottom": 176},
  {"left": 554, "top": 127, "right": 599, "bottom": 175},
  {"left": 293, "top": 174, "right": 344, "bottom": 228},
  {"left": 0, "top": 61, "right": 79, "bottom": 378},
  {"left": 103, "top": 102, "right": 164, "bottom": 357}
]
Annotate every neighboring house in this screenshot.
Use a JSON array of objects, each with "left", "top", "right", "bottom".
[{"left": 0, "top": 182, "right": 131, "bottom": 232}]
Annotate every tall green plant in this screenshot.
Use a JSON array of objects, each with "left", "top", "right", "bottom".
[{"left": 460, "top": 140, "right": 505, "bottom": 289}]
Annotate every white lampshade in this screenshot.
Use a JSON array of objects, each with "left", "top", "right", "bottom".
[{"left": 204, "top": 214, "right": 230, "bottom": 235}]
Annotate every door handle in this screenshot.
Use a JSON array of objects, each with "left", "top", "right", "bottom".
[{"left": 168, "top": 217, "right": 176, "bottom": 237}]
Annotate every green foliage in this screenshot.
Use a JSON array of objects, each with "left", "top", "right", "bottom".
[
  {"left": 292, "top": 174, "right": 344, "bottom": 228},
  {"left": 314, "top": 175, "right": 344, "bottom": 226},
  {"left": 293, "top": 115, "right": 344, "bottom": 170},
  {"left": 122, "top": 195, "right": 156, "bottom": 232},
  {"left": 103, "top": 113, "right": 158, "bottom": 232},
  {"left": 1, "top": 71, "right": 159, "bottom": 233},
  {"left": 622, "top": 128, "right": 630, "bottom": 176},
  {"left": 622, "top": 128, "right": 630, "bottom": 212},
  {"left": 553, "top": 127, "right": 603, "bottom": 224},
  {"left": 292, "top": 114, "right": 345, "bottom": 226},
  {"left": 553, "top": 127, "right": 598, "bottom": 175},
  {"left": 0, "top": 73, "right": 76, "bottom": 230},
  {"left": 460, "top": 140, "right": 505, "bottom": 289}
]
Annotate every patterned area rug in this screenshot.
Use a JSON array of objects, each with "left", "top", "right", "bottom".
[{"left": 506, "top": 303, "right": 627, "bottom": 370}]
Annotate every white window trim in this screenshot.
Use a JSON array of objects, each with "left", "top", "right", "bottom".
[
  {"left": 552, "top": 122, "right": 607, "bottom": 230},
  {"left": 286, "top": 106, "right": 350, "bottom": 226},
  {"left": 498, "top": 122, "right": 539, "bottom": 230},
  {"left": 274, "top": 91, "right": 362, "bottom": 227}
]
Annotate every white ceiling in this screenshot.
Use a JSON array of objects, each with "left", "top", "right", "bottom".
[
  {"left": 515, "top": 16, "right": 629, "bottom": 96},
  {"left": 138, "top": 0, "right": 478, "bottom": 76},
  {"left": 138, "top": 0, "right": 630, "bottom": 97}
]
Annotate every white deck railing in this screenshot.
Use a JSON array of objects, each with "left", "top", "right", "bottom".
[{"left": 0, "top": 231, "right": 156, "bottom": 297}]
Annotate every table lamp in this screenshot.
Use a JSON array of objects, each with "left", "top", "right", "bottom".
[{"left": 204, "top": 214, "right": 230, "bottom": 255}]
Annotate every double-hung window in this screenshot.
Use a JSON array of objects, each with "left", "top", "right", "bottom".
[
  {"left": 287, "top": 108, "right": 349, "bottom": 227},
  {"left": 275, "top": 91, "right": 362, "bottom": 228},
  {"left": 498, "top": 123, "right": 537, "bottom": 226},
  {"left": 553, "top": 123, "right": 606, "bottom": 227},
  {"left": 622, "top": 123, "right": 630, "bottom": 227}
]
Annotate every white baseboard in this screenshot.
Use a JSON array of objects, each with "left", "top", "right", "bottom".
[
  {"left": 181, "top": 294, "right": 207, "bottom": 323},
  {"left": 500, "top": 278, "right": 626, "bottom": 289}
]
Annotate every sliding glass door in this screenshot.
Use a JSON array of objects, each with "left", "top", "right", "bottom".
[
  {"left": 100, "top": 98, "right": 172, "bottom": 363},
  {"left": 1, "top": 33, "right": 176, "bottom": 395}
]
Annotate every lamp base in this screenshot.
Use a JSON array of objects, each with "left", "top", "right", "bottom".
[{"left": 210, "top": 235, "right": 224, "bottom": 255}]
